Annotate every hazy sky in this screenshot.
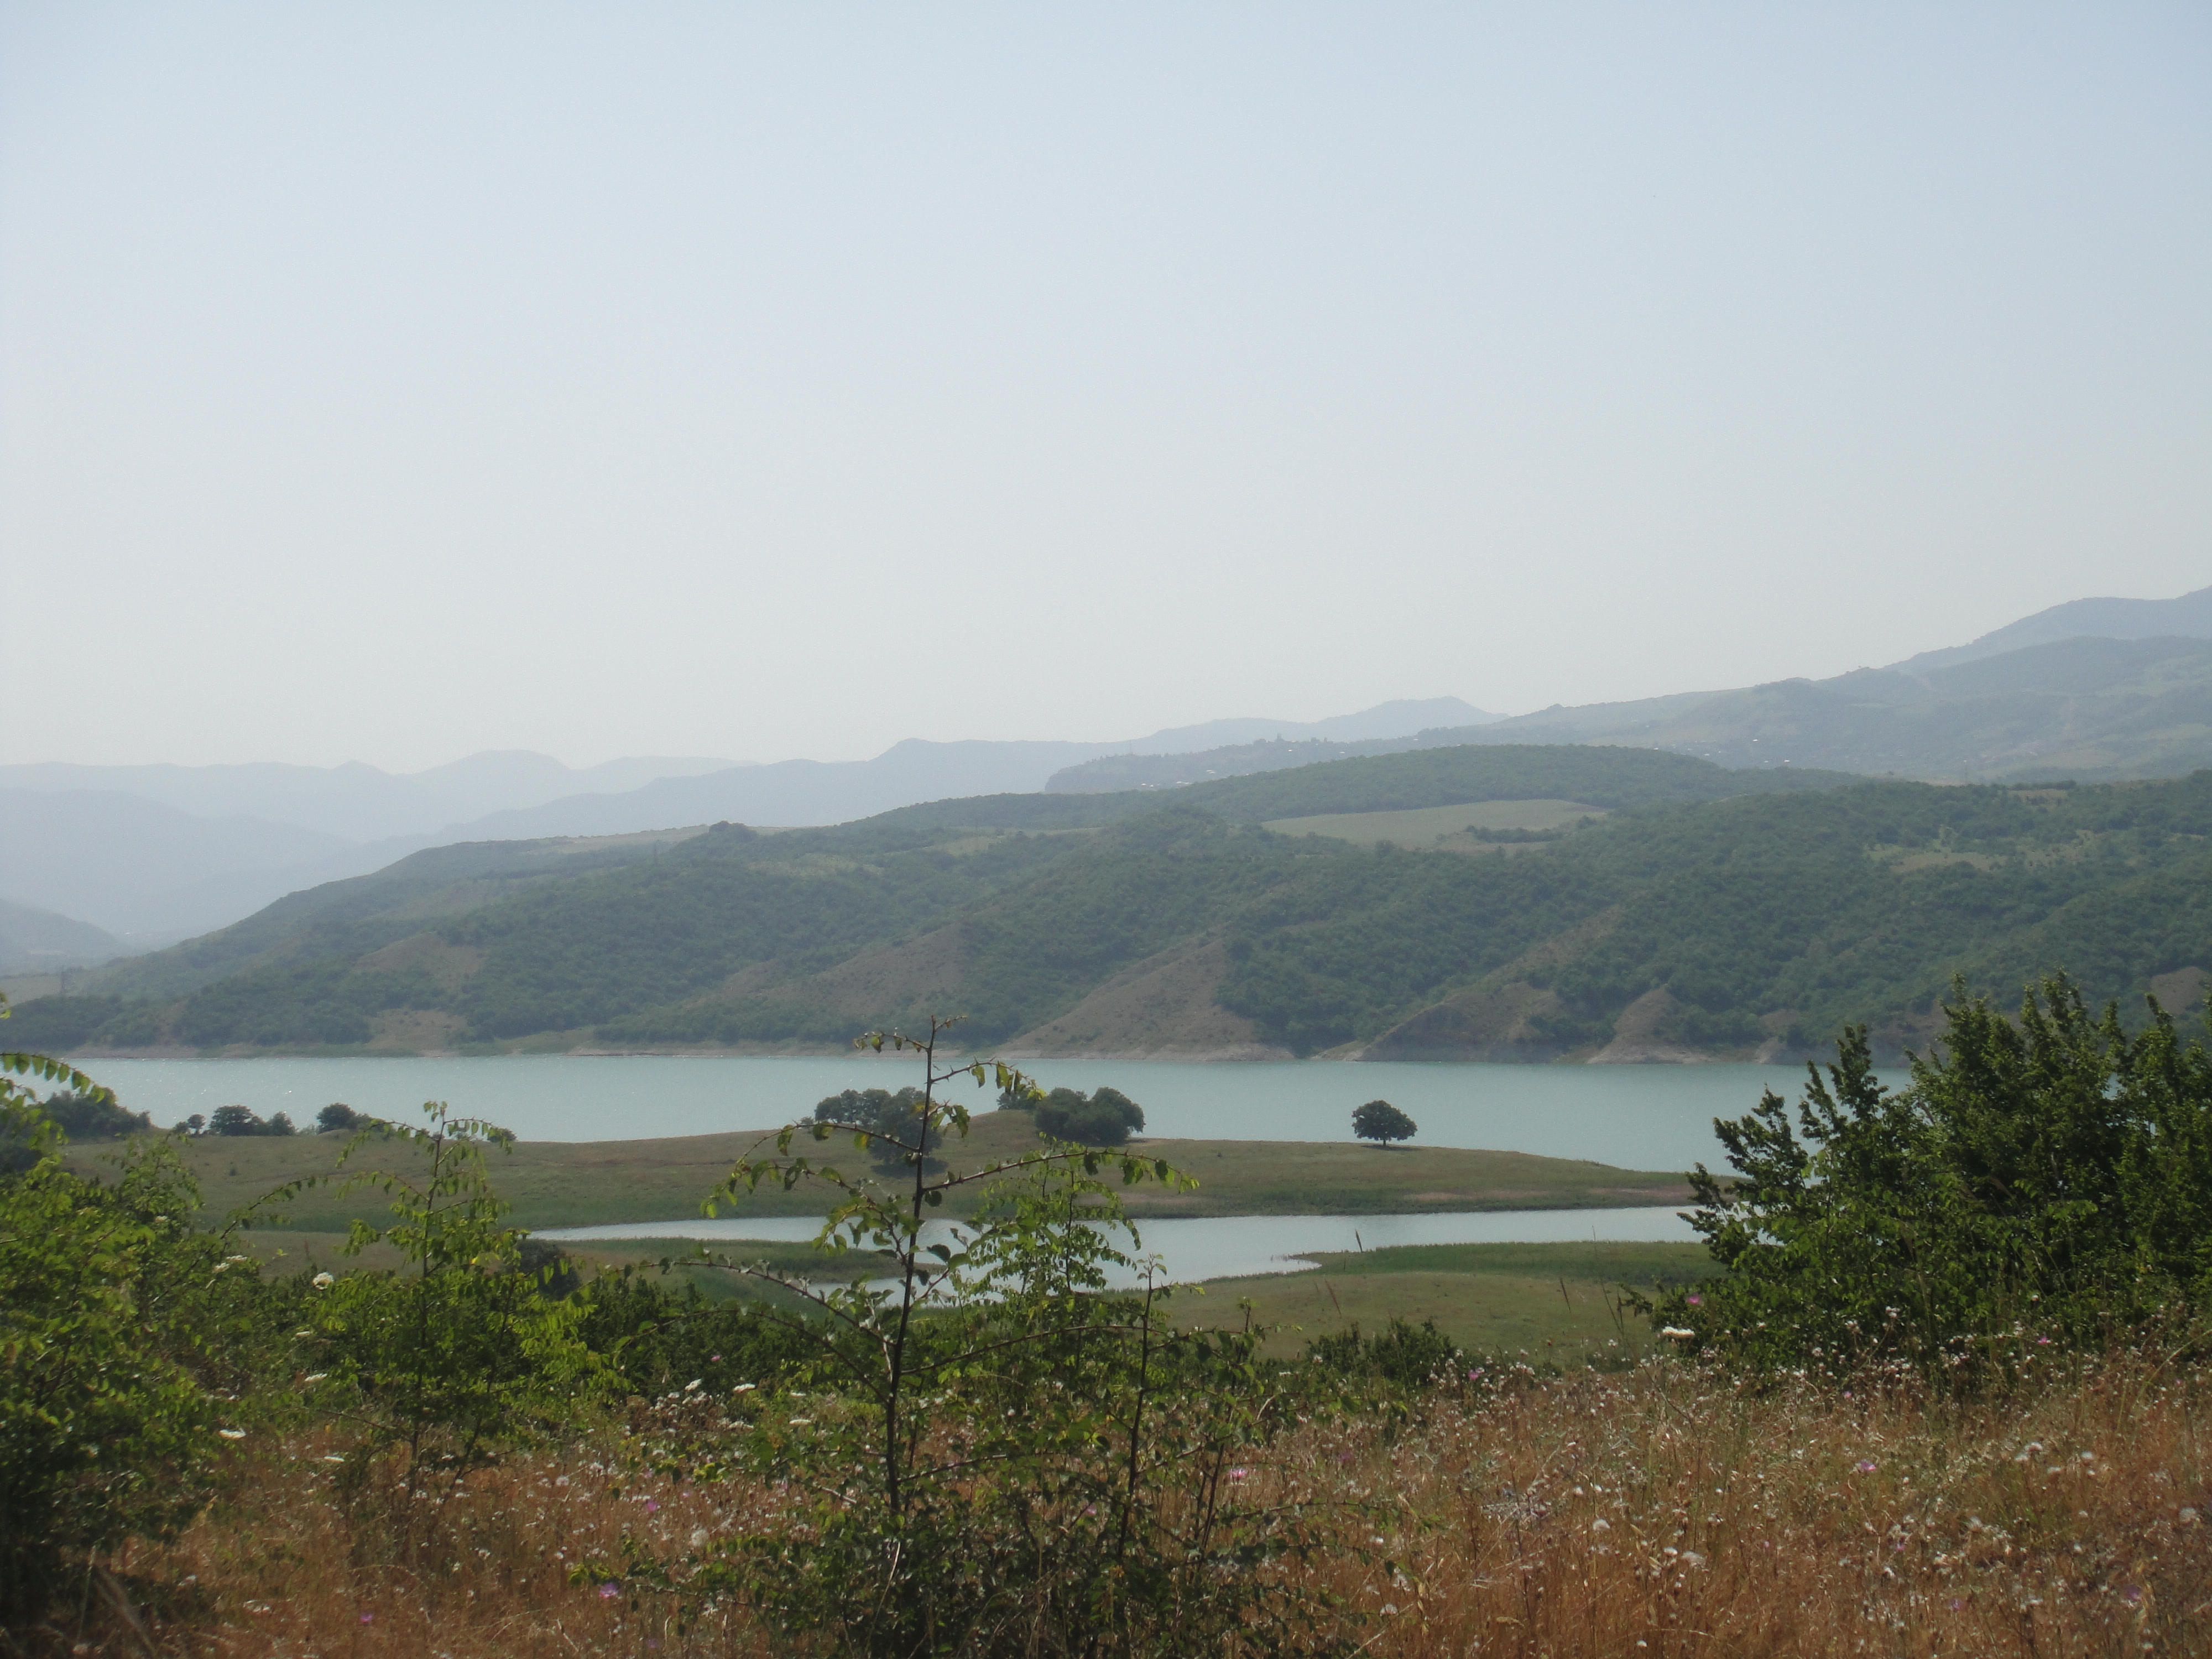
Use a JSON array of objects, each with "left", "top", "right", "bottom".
[{"left": 2, "top": 3, "right": 2206, "bottom": 771}]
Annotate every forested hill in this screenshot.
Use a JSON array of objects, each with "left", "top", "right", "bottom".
[
  {"left": 842, "top": 742, "right": 1853, "bottom": 837},
  {"left": 12, "top": 750, "right": 2210, "bottom": 1065}
]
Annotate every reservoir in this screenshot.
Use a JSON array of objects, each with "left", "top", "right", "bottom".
[
  {"left": 76, "top": 1053, "right": 1885, "bottom": 1172},
  {"left": 538, "top": 1205, "right": 1703, "bottom": 1285}
]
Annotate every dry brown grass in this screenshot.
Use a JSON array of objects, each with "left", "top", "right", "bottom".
[{"left": 22, "top": 1354, "right": 2211, "bottom": 1657}]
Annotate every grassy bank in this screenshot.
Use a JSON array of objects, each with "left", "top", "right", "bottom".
[
  {"left": 69, "top": 1114, "right": 1691, "bottom": 1232},
  {"left": 1178, "top": 1240, "right": 1719, "bottom": 1359}
]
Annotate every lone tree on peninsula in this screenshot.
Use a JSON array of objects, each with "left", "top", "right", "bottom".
[{"left": 1353, "top": 1098, "right": 1417, "bottom": 1146}]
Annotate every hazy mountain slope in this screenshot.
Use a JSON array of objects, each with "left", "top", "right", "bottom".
[
  {"left": 1178, "top": 744, "right": 1855, "bottom": 820},
  {"left": 1893, "top": 583, "right": 2212, "bottom": 674},
  {"left": 0, "top": 702, "right": 1489, "bottom": 950},
  {"left": 1125, "top": 697, "right": 1499, "bottom": 750},
  {"left": 0, "top": 751, "right": 739, "bottom": 839},
  {"left": 858, "top": 744, "right": 1850, "bottom": 840},
  {"left": 1449, "top": 636, "right": 2212, "bottom": 781},
  {"left": 0, "top": 789, "right": 355, "bottom": 939},
  {"left": 445, "top": 740, "right": 1124, "bottom": 840},
  {"left": 85, "top": 829, "right": 714, "bottom": 1005},
  {"left": 0, "top": 899, "right": 119, "bottom": 971},
  {"left": 427, "top": 701, "right": 1507, "bottom": 839},
  {"left": 1050, "top": 735, "right": 1422, "bottom": 792}
]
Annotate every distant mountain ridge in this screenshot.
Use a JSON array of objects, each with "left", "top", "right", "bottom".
[
  {"left": 1891, "top": 583, "right": 2212, "bottom": 674},
  {"left": 0, "top": 898, "right": 119, "bottom": 973},
  {"left": 9, "top": 583, "right": 2210, "bottom": 958},
  {"left": 0, "top": 750, "right": 743, "bottom": 841},
  {"left": 1441, "top": 633, "right": 2212, "bottom": 782},
  {"left": 0, "top": 700, "right": 1494, "bottom": 945}
]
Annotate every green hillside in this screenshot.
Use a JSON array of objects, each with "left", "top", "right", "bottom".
[{"left": 11, "top": 747, "right": 2210, "bottom": 1064}]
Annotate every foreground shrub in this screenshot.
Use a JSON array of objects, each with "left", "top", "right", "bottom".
[
  {"left": 1307, "top": 1317, "right": 1463, "bottom": 1392},
  {"left": 613, "top": 1018, "right": 1341, "bottom": 1657},
  {"left": 0, "top": 1040, "right": 291, "bottom": 1619},
  {"left": 281, "top": 1102, "right": 599, "bottom": 1489},
  {"left": 1658, "top": 974, "right": 2212, "bottom": 1375},
  {"left": 574, "top": 1267, "right": 818, "bottom": 1396}
]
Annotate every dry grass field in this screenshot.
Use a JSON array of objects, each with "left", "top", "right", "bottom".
[{"left": 37, "top": 1348, "right": 2209, "bottom": 1657}]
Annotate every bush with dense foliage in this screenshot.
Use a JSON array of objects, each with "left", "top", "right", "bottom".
[
  {"left": 38, "top": 1087, "right": 153, "bottom": 1140},
  {"left": 0, "top": 1025, "right": 297, "bottom": 1618},
  {"left": 1652, "top": 973, "right": 2212, "bottom": 1376},
  {"left": 283, "top": 1103, "right": 600, "bottom": 1487}
]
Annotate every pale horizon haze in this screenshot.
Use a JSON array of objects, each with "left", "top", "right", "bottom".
[{"left": 2, "top": 3, "right": 2206, "bottom": 771}]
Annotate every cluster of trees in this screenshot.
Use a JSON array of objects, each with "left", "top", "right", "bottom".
[
  {"left": 803, "top": 1087, "right": 943, "bottom": 1168},
  {"left": 169, "top": 1103, "right": 365, "bottom": 1136},
  {"left": 174, "top": 1105, "right": 299, "bottom": 1136},
  {"left": 1029, "top": 1084, "right": 1146, "bottom": 1146},
  {"left": 1, "top": 1087, "right": 154, "bottom": 1172}
]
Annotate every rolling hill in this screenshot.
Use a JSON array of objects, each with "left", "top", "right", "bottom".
[
  {"left": 1449, "top": 634, "right": 2212, "bottom": 782},
  {"left": 1048, "top": 591, "right": 2212, "bottom": 795},
  {"left": 11, "top": 744, "right": 2210, "bottom": 1067}
]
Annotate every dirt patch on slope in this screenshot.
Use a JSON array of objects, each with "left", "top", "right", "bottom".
[
  {"left": 1359, "top": 907, "right": 1625, "bottom": 1061},
  {"left": 355, "top": 933, "right": 485, "bottom": 992},
  {"left": 1004, "top": 937, "right": 1292, "bottom": 1060},
  {"left": 1587, "top": 988, "right": 1710, "bottom": 1065},
  {"left": 751, "top": 926, "right": 971, "bottom": 1027},
  {"left": 2152, "top": 965, "right": 2209, "bottom": 1013}
]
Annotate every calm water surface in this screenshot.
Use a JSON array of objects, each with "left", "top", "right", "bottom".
[
  {"left": 539, "top": 1206, "right": 1702, "bottom": 1285},
  {"left": 77, "top": 1054, "right": 1886, "bottom": 1171}
]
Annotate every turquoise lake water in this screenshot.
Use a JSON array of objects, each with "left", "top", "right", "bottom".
[
  {"left": 539, "top": 1205, "right": 1702, "bottom": 1283},
  {"left": 78, "top": 1053, "right": 1879, "bottom": 1172}
]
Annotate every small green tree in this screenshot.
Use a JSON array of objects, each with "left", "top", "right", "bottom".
[
  {"left": 637, "top": 1017, "right": 1337, "bottom": 1656},
  {"left": 1352, "top": 1098, "right": 1417, "bottom": 1146},
  {"left": 279, "top": 1102, "right": 597, "bottom": 1491}
]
